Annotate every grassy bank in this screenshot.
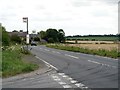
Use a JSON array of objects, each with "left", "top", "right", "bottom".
[
  {"left": 0, "top": 50, "right": 2, "bottom": 77},
  {"left": 2, "top": 45, "right": 39, "bottom": 78},
  {"left": 46, "top": 44, "right": 120, "bottom": 59}
]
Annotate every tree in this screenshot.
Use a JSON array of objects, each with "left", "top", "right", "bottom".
[
  {"left": 12, "top": 30, "right": 18, "bottom": 32},
  {"left": 1, "top": 26, "right": 10, "bottom": 46},
  {"left": 58, "top": 29, "right": 65, "bottom": 42},
  {"left": 39, "top": 31, "right": 46, "bottom": 40},
  {"left": 10, "top": 34, "right": 21, "bottom": 44},
  {"left": 46, "top": 28, "right": 59, "bottom": 43},
  {"left": 34, "top": 37, "right": 40, "bottom": 41},
  {"left": 38, "top": 28, "right": 65, "bottom": 43}
]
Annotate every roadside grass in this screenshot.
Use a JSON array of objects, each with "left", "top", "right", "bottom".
[
  {"left": 46, "top": 44, "right": 120, "bottom": 59},
  {"left": 2, "top": 45, "right": 39, "bottom": 78},
  {"left": 0, "top": 50, "right": 2, "bottom": 77}
]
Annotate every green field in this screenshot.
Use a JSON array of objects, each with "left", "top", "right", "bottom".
[{"left": 66, "top": 36, "right": 118, "bottom": 41}]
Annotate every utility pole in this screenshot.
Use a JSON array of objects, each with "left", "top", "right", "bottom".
[{"left": 23, "top": 17, "right": 29, "bottom": 50}]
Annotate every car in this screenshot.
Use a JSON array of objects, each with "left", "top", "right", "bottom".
[{"left": 31, "top": 41, "right": 37, "bottom": 46}]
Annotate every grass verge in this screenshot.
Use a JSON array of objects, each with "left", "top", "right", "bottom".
[
  {"left": 46, "top": 44, "right": 120, "bottom": 59},
  {"left": 2, "top": 45, "right": 39, "bottom": 78}
]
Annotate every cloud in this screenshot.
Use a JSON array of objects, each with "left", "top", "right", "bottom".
[{"left": 0, "top": 0, "right": 118, "bottom": 35}]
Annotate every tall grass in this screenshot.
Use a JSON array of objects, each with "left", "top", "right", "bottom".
[
  {"left": 46, "top": 44, "right": 120, "bottom": 59},
  {"left": 2, "top": 46, "right": 38, "bottom": 78}
]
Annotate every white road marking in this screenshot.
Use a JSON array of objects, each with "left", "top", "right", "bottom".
[
  {"left": 36, "top": 56, "right": 90, "bottom": 89},
  {"left": 71, "top": 80, "right": 77, "bottom": 83},
  {"left": 62, "top": 75, "right": 68, "bottom": 78},
  {"left": 51, "top": 73, "right": 89, "bottom": 89},
  {"left": 39, "top": 48, "right": 42, "bottom": 49},
  {"left": 65, "top": 54, "right": 79, "bottom": 59},
  {"left": 35, "top": 56, "right": 58, "bottom": 70},
  {"left": 88, "top": 60, "right": 100, "bottom": 64},
  {"left": 52, "top": 51, "right": 61, "bottom": 54},
  {"left": 63, "top": 85, "right": 72, "bottom": 88},
  {"left": 51, "top": 75, "right": 61, "bottom": 81},
  {"left": 54, "top": 78, "right": 61, "bottom": 81},
  {"left": 75, "top": 83, "right": 85, "bottom": 87},
  {"left": 58, "top": 73, "right": 65, "bottom": 76},
  {"left": 58, "top": 82, "right": 66, "bottom": 85},
  {"left": 68, "top": 78, "right": 73, "bottom": 80},
  {"left": 51, "top": 74, "right": 72, "bottom": 88},
  {"left": 51, "top": 75, "right": 59, "bottom": 79},
  {"left": 88, "top": 60, "right": 117, "bottom": 68}
]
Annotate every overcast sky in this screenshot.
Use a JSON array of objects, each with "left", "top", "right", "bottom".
[{"left": 0, "top": 0, "right": 119, "bottom": 36}]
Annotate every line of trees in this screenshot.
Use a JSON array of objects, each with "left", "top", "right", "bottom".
[
  {"left": 1, "top": 26, "right": 66, "bottom": 46},
  {"left": 66, "top": 34, "right": 120, "bottom": 38},
  {"left": 39, "top": 28, "right": 65, "bottom": 43}
]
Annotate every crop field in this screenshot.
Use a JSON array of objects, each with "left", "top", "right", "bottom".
[
  {"left": 64, "top": 43, "right": 118, "bottom": 51},
  {"left": 47, "top": 43, "right": 119, "bottom": 58},
  {"left": 65, "top": 40, "right": 116, "bottom": 44},
  {"left": 66, "top": 36, "right": 118, "bottom": 41}
]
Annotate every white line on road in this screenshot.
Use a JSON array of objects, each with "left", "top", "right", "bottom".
[
  {"left": 88, "top": 60, "right": 117, "bottom": 68},
  {"left": 68, "top": 77, "right": 73, "bottom": 80},
  {"left": 51, "top": 74, "right": 72, "bottom": 88},
  {"left": 58, "top": 82, "right": 66, "bottom": 85},
  {"left": 63, "top": 85, "right": 72, "bottom": 88},
  {"left": 88, "top": 60, "right": 100, "bottom": 65},
  {"left": 62, "top": 75, "right": 68, "bottom": 78},
  {"left": 51, "top": 75, "right": 59, "bottom": 79},
  {"left": 58, "top": 73, "right": 65, "bottom": 76},
  {"left": 35, "top": 56, "right": 58, "bottom": 71},
  {"left": 75, "top": 83, "right": 85, "bottom": 87},
  {"left": 65, "top": 54, "right": 79, "bottom": 59},
  {"left": 71, "top": 80, "right": 77, "bottom": 83}
]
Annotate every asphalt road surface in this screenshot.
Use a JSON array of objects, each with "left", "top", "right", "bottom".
[
  {"left": 30, "top": 45, "right": 118, "bottom": 88},
  {"left": 3, "top": 45, "right": 118, "bottom": 89}
]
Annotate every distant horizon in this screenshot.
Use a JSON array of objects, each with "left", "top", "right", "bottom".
[{"left": 6, "top": 29, "right": 118, "bottom": 36}]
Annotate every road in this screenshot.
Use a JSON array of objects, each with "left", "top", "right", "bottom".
[
  {"left": 31, "top": 45, "right": 118, "bottom": 88},
  {"left": 3, "top": 45, "right": 118, "bottom": 89}
]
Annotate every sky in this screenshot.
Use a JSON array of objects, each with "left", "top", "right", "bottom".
[{"left": 0, "top": 0, "right": 119, "bottom": 36}]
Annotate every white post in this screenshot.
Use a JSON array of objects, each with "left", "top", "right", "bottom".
[{"left": 26, "top": 34, "right": 29, "bottom": 44}]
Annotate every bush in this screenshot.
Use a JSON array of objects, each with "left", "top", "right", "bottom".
[
  {"left": 20, "top": 46, "right": 31, "bottom": 55},
  {"left": 10, "top": 34, "right": 21, "bottom": 44}
]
